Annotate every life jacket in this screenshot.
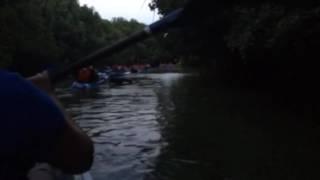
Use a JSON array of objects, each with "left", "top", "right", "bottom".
[{"left": 77, "top": 68, "right": 91, "bottom": 83}]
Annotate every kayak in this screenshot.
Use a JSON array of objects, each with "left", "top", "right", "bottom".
[
  {"left": 71, "top": 79, "right": 105, "bottom": 90},
  {"left": 74, "top": 172, "right": 93, "bottom": 180},
  {"left": 29, "top": 164, "right": 93, "bottom": 180},
  {"left": 71, "top": 73, "right": 108, "bottom": 90},
  {"left": 108, "top": 72, "right": 133, "bottom": 85}
]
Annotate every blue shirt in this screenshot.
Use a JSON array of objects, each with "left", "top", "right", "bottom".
[{"left": 0, "top": 70, "right": 66, "bottom": 179}]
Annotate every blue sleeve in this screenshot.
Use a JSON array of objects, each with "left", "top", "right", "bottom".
[{"left": 0, "top": 71, "right": 66, "bottom": 161}]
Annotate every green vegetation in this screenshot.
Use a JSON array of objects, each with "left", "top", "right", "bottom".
[
  {"left": 150, "top": 0, "right": 320, "bottom": 101},
  {"left": 3, "top": 0, "right": 320, "bottom": 97},
  {"left": 0, "top": 0, "right": 174, "bottom": 76}
]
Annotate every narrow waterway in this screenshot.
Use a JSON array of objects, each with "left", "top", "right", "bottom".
[{"left": 57, "top": 73, "right": 319, "bottom": 180}]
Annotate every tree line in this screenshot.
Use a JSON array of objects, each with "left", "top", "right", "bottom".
[
  {"left": 150, "top": 0, "right": 320, "bottom": 103},
  {"left": 0, "top": 0, "right": 174, "bottom": 76}
]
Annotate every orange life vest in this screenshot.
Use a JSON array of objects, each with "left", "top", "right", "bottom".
[{"left": 77, "top": 68, "right": 91, "bottom": 83}]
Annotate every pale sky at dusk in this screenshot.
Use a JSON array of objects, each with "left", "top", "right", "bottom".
[{"left": 79, "top": 0, "right": 160, "bottom": 24}]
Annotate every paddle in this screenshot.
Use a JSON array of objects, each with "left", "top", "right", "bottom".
[{"left": 49, "top": 7, "right": 185, "bottom": 83}]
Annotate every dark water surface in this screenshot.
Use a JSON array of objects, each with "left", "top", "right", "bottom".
[{"left": 57, "top": 73, "right": 320, "bottom": 180}]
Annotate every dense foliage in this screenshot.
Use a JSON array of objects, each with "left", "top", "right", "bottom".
[
  {"left": 3, "top": 0, "right": 320, "bottom": 95},
  {"left": 0, "top": 0, "right": 172, "bottom": 76},
  {"left": 150, "top": 0, "right": 320, "bottom": 101}
]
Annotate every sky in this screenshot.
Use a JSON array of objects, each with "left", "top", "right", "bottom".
[{"left": 79, "top": 0, "right": 160, "bottom": 24}]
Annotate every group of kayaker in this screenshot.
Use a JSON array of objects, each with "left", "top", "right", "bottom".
[
  {"left": 111, "top": 64, "right": 151, "bottom": 73},
  {"left": 72, "top": 65, "right": 132, "bottom": 90}
]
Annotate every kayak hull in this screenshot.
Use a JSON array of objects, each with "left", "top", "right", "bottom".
[
  {"left": 109, "top": 76, "right": 133, "bottom": 85},
  {"left": 71, "top": 77, "right": 108, "bottom": 90}
]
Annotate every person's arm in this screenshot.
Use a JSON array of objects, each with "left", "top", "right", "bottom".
[
  {"left": 28, "top": 72, "right": 94, "bottom": 174},
  {"left": 48, "top": 95, "right": 94, "bottom": 174}
]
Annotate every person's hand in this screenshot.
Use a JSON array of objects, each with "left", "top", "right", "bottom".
[{"left": 28, "top": 71, "right": 53, "bottom": 95}]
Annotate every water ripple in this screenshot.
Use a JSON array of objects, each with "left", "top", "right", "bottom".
[{"left": 60, "top": 74, "right": 175, "bottom": 180}]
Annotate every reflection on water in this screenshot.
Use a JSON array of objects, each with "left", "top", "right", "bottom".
[{"left": 58, "top": 73, "right": 320, "bottom": 180}]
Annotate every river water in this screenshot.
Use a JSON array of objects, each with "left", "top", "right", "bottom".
[{"left": 57, "top": 73, "right": 320, "bottom": 180}]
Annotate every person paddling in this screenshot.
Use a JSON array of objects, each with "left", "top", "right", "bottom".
[
  {"left": 77, "top": 67, "right": 91, "bottom": 83},
  {"left": 0, "top": 70, "right": 94, "bottom": 180},
  {"left": 76, "top": 66, "right": 99, "bottom": 83}
]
